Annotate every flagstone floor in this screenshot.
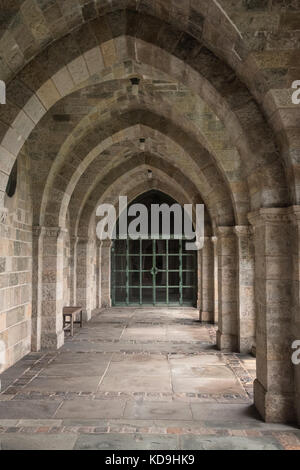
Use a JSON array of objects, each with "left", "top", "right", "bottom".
[{"left": 0, "top": 308, "right": 299, "bottom": 450}]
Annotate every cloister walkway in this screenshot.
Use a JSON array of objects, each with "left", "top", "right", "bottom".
[{"left": 0, "top": 308, "right": 299, "bottom": 450}]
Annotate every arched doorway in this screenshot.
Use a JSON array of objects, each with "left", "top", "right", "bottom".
[{"left": 111, "top": 191, "right": 198, "bottom": 307}]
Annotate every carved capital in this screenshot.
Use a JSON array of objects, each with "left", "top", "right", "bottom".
[
  {"left": 0, "top": 208, "right": 8, "bottom": 224},
  {"left": 288, "top": 206, "right": 300, "bottom": 224},
  {"left": 216, "top": 226, "right": 235, "bottom": 238},
  {"left": 101, "top": 239, "right": 112, "bottom": 248},
  {"left": 234, "top": 225, "right": 251, "bottom": 238},
  {"left": 33, "top": 226, "right": 67, "bottom": 239},
  {"left": 248, "top": 208, "right": 290, "bottom": 227}
]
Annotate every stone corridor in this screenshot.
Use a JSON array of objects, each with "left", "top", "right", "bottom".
[{"left": 0, "top": 308, "right": 299, "bottom": 450}]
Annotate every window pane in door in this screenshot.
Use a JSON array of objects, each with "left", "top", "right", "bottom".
[
  {"left": 129, "top": 288, "right": 140, "bottom": 303},
  {"left": 169, "top": 287, "right": 180, "bottom": 303},
  {"left": 115, "top": 287, "right": 126, "bottom": 303},
  {"left": 142, "top": 288, "right": 153, "bottom": 304},
  {"left": 156, "top": 288, "right": 166, "bottom": 303},
  {"left": 169, "top": 271, "right": 180, "bottom": 286}
]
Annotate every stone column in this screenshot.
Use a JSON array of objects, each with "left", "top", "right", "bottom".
[
  {"left": 76, "top": 237, "right": 93, "bottom": 321},
  {"left": 289, "top": 206, "right": 300, "bottom": 425},
  {"left": 234, "top": 226, "right": 256, "bottom": 354},
  {"left": 249, "top": 209, "right": 295, "bottom": 423},
  {"left": 197, "top": 249, "right": 202, "bottom": 311},
  {"left": 212, "top": 236, "right": 219, "bottom": 325},
  {"left": 90, "top": 239, "right": 97, "bottom": 313},
  {"left": 40, "top": 227, "right": 66, "bottom": 350},
  {"left": 101, "top": 240, "right": 112, "bottom": 308},
  {"left": 200, "top": 237, "right": 214, "bottom": 323},
  {"left": 216, "top": 227, "right": 238, "bottom": 351},
  {"left": 31, "top": 227, "right": 43, "bottom": 351},
  {"left": 96, "top": 239, "right": 102, "bottom": 309},
  {"left": 69, "top": 236, "right": 78, "bottom": 306}
]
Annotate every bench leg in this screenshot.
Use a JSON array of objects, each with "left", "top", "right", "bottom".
[
  {"left": 70, "top": 317, "right": 74, "bottom": 337},
  {"left": 80, "top": 311, "right": 83, "bottom": 328}
]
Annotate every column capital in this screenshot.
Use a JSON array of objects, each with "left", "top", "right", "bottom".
[
  {"left": 101, "top": 239, "right": 112, "bottom": 248},
  {"left": 288, "top": 205, "right": 300, "bottom": 224},
  {"left": 248, "top": 208, "right": 290, "bottom": 227},
  {"left": 0, "top": 208, "right": 8, "bottom": 224},
  {"left": 77, "top": 236, "right": 94, "bottom": 244},
  {"left": 32, "top": 226, "right": 68, "bottom": 238},
  {"left": 216, "top": 226, "right": 235, "bottom": 238},
  {"left": 211, "top": 236, "right": 218, "bottom": 245},
  {"left": 234, "top": 225, "right": 251, "bottom": 238}
]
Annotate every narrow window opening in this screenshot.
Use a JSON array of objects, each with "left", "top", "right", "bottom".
[{"left": 6, "top": 160, "right": 17, "bottom": 198}]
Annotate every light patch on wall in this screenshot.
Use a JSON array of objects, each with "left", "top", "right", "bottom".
[
  {"left": 292, "top": 340, "right": 300, "bottom": 366},
  {"left": 292, "top": 81, "right": 300, "bottom": 105},
  {"left": 0, "top": 340, "right": 5, "bottom": 388},
  {"left": 0, "top": 80, "right": 6, "bottom": 104}
]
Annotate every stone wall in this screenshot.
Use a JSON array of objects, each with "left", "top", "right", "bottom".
[{"left": 0, "top": 153, "right": 32, "bottom": 373}]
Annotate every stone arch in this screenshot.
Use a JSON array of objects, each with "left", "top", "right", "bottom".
[
  {"left": 53, "top": 124, "right": 235, "bottom": 230},
  {"left": 38, "top": 110, "right": 237, "bottom": 228},
  {"left": 76, "top": 157, "right": 210, "bottom": 240},
  {"left": 24, "top": 77, "right": 250, "bottom": 227}
]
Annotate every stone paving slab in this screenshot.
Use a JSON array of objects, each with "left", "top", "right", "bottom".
[
  {"left": 190, "top": 404, "right": 259, "bottom": 424},
  {"left": 124, "top": 401, "right": 193, "bottom": 421},
  {"left": 99, "top": 375, "right": 173, "bottom": 394},
  {"left": 0, "top": 433, "right": 78, "bottom": 450},
  {"left": 23, "top": 376, "right": 102, "bottom": 393},
  {"left": 55, "top": 400, "right": 126, "bottom": 419},
  {"left": 39, "top": 362, "right": 108, "bottom": 378},
  {"left": 179, "top": 435, "right": 283, "bottom": 450},
  {"left": 0, "top": 401, "right": 62, "bottom": 419},
  {"left": 172, "top": 376, "right": 243, "bottom": 395},
  {"left": 51, "top": 352, "right": 113, "bottom": 364},
  {"left": 74, "top": 433, "right": 179, "bottom": 450}
]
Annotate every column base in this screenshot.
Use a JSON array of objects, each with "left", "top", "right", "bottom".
[
  {"left": 31, "top": 317, "right": 41, "bottom": 352},
  {"left": 254, "top": 379, "right": 296, "bottom": 423},
  {"left": 217, "top": 331, "right": 237, "bottom": 352},
  {"left": 83, "top": 309, "right": 92, "bottom": 322},
  {"left": 199, "top": 311, "right": 214, "bottom": 323},
  {"left": 41, "top": 330, "right": 64, "bottom": 350},
  {"left": 238, "top": 336, "right": 255, "bottom": 355},
  {"left": 102, "top": 300, "right": 112, "bottom": 308}
]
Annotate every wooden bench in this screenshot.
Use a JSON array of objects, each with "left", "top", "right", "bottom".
[{"left": 63, "top": 307, "right": 83, "bottom": 337}]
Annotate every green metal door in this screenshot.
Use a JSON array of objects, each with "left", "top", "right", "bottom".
[{"left": 111, "top": 238, "right": 197, "bottom": 307}]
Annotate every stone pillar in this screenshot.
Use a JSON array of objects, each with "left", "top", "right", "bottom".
[
  {"left": 289, "top": 206, "right": 300, "bottom": 425},
  {"left": 212, "top": 236, "right": 219, "bottom": 325},
  {"left": 200, "top": 237, "right": 214, "bottom": 323},
  {"left": 76, "top": 237, "right": 93, "bottom": 321},
  {"left": 234, "top": 226, "right": 256, "bottom": 354},
  {"left": 197, "top": 249, "right": 202, "bottom": 311},
  {"left": 69, "top": 236, "right": 78, "bottom": 306},
  {"left": 101, "top": 240, "right": 112, "bottom": 308},
  {"left": 96, "top": 240, "right": 101, "bottom": 309},
  {"left": 249, "top": 209, "right": 295, "bottom": 423},
  {"left": 31, "top": 227, "right": 43, "bottom": 351},
  {"left": 40, "top": 227, "right": 66, "bottom": 350},
  {"left": 90, "top": 239, "right": 97, "bottom": 312},
  {"left": 216, "top": 227, "right": 238, "bottom": 351}
]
